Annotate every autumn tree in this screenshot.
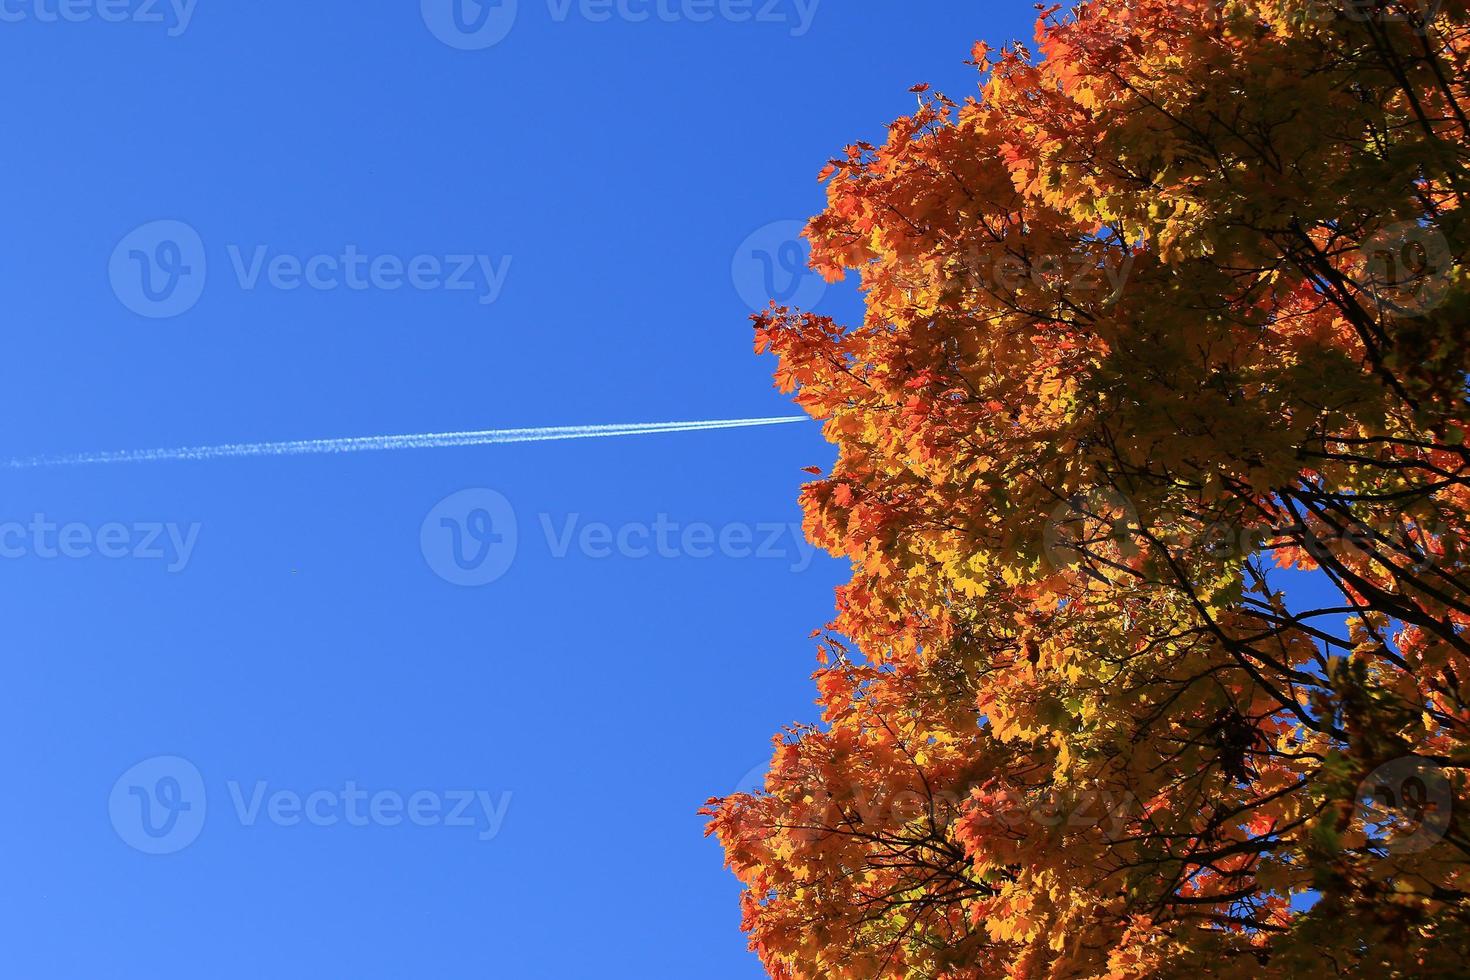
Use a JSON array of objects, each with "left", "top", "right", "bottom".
[{"left": 704, "top": 1, "right": 1470, "bottom": 976}]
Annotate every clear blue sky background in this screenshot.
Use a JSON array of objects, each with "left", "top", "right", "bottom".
[{"left": 0, "top": 3, "right": 1041, "bottom": 976}]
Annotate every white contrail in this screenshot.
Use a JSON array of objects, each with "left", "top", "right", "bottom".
[{"left": 5, "top": 416, "right": 810, "bottom": 469}]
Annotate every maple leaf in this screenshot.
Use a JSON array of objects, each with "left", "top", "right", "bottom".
[{"left": 710, "top": 2, "right": 1470, "bottom": 976}]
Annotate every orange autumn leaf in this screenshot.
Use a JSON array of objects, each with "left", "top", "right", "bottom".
[{"left": 706, "top": 2, "right": 1470, "bottom": 978}]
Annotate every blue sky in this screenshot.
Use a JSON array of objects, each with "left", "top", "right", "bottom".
[{"left": 0, "top": 2, "right": 1045, "bottom": 976}]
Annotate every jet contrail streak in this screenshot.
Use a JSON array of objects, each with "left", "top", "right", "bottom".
[{"left": 5, "top": 416, "right": 810, "bottom": 469}]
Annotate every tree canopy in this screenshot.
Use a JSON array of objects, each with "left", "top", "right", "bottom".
[{"left": 705, "top": 1, "right": 1470, "bottom": 976}]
